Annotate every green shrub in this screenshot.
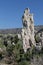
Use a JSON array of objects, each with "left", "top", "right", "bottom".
[
  {"left": 6, "top": 44, "right": 14, "bottom": 56},
  {"left": 14, "top": 35, "right": 19, "bottom": 44}
]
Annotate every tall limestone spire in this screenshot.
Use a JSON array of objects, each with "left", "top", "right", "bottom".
[{"left": 22, "top": 8, "right": 35, "bottom": 52}]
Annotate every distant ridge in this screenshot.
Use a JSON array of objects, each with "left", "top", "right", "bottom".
[
  {"left": 0, "top": 25, "right": 43, "bottom": 34},
  {"left": 0, "top": 28, "right": 22, "bottom": 34},
  {"left": 35, "top": 25, "right": 43, "bottom": 31}
]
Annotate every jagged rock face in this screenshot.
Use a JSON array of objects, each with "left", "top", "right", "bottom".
[
  {"left": 22, "top": 8, "right": 35, "bottom": 52},
  {"left": 35, "top": 30, "right": 43, "bottom": 49}
]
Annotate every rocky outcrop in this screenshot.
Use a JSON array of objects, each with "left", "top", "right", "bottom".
[{"left": 22, "top": 8, "right": 35, "bottom": 52}]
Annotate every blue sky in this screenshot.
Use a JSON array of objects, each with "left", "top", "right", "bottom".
[{"left": 0, "top": 0, "right": 43, "bottom": 29}]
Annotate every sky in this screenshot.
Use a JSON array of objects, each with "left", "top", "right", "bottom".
[{"left": 0, "top": 0, "right": 43, "bottom": 29}]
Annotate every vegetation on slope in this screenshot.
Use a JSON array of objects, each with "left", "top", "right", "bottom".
[{"left": 0, "top": 34, "right": 43, "bottom": 65}]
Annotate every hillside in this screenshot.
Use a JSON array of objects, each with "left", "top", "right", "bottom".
[{"left": 0, "top": 25, "right": 43, "bottom": 65}]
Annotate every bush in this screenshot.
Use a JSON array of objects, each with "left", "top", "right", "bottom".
[
  {"left": 0, "top": 49, "right": 3, "bottom": 60},
  {"left": 12, "top": 40, "right": 24, "bottom": 62},
  {"left": 24, "top": 50, "right": 32, "bottom": 61},
  {"left": 6, "top": 44, "right": 14, "bottom": 56},
  {"left": 14, "top": 35, "right": 19, "bottom": 44}
]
